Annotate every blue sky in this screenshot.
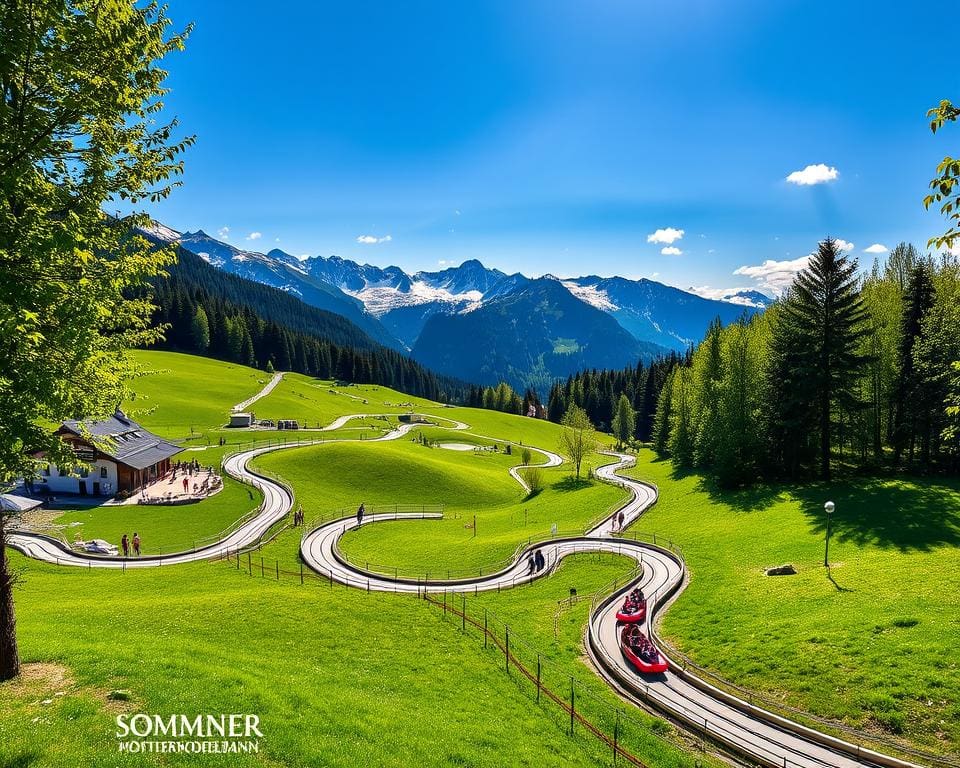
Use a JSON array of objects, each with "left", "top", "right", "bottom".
[{"left": 142, "top": 1, "right": 957, "bottom": 297}]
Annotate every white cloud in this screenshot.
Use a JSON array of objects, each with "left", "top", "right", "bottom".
[
  {"left": 786, "top": 163, "right": 839, "bottom": 186},
  {"left": 246, "top": 231, "right": 262, "bottom": 241},
  {"left": 275, "top": 237, "right": 281, "bottom": 243},
  {"left": 734, "top": 255, "right": 813, "bottom": 294},
  {"left": 834, "top": 238, "right": 855, "bottom": 252},
  {"left": 661, "top": 246, "right": 683, "bottom": 256},
  {"left": 217, "top": 227, "right": 230, "bottom": 240},
  {"left": 296, "top": 254, "right": 310, "bottom": 261},
  {"left": 864, "top": 243, "right": 889, "bottom": 254},
  {"left": 438, "top": 259, "right": 449, "bottom": 266},
  {"left": 945, "top": 244, "right": 960, "bottom": 257},
  {"left": 650, "top": 272, "right": 660, "bottom": 278},
  {"left": 357, "top": 234, "right": 392, "bottom": 245},
  {"left": 647, "top": 227, "right": 685, "bottom": 245}
]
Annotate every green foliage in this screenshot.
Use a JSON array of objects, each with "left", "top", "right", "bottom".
[
  {"left": 780, "top": 238, "right": 870, "bottom": 479},
  {"left": 610, "top": 392, "right": 636, "bottom": 449},
  {"left": 924, "top": 99, "right": 960, "bottom": 251},
  {"left": 190, "top": 305, "right": 211, "bottom": 351},
  {"left": 522, "top": 465, "right": 544, "bottom": 495},
  {"left": 945, "top": 361, "right": 960, "bottom": 449},
  {"left": 559, "top": 403, "right": 597, "bottom": 480},
  {"left": 667, "top": 367, "right": 694, "bottom": 466},
  {"left": 0, "top": 0, "right": 192, "bottom": 480},
  {"left": 0, "top": 0, "right": 193, "bottom": 681},
  {"left": 892, "top": 262, "right": 937, "bottom": 463},
  {"left": 652, "top": 367, "right": 675, "bottom": 454},
  {"left": 546, "top": 356, "right": 680, "bottom": 441}
]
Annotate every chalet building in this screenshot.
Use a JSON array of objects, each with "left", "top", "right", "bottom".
[{"left": 39, "top": 410, "right": 183, "bottom": 496}]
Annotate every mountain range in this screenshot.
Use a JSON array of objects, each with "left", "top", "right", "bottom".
[{"left": 148, "top": 224, "right": 771, "bottom": 390}]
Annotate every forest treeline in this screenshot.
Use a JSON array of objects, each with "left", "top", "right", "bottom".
[
  {"left": 653, "top": 239, "right": 960, "bottom": 485},
  {"left": 146, "top": 247, "right": 471, "bottom": 403},
  {"left": 464, "top": 356, "right": 684, "bottom": 442}
]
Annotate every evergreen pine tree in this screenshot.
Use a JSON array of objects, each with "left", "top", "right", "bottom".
[{"left": 778, "top": 238, "right": 869, "bottom": 479}]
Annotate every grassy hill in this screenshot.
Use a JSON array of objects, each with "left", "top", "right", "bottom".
[
  {"left": 125, "top": 350, "right": 268, "bottom": 438},
  {"left": 254, "top": 435, "right": 625, "bottom": 575}
]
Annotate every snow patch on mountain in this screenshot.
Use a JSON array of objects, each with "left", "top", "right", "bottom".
[
  {"left": 560, "top": 280, "right": 619, "bottom": 311},
  {"left": 141, "top": 221, "right": 181, "bottom": 243},
  {"left": 347, "top": 281, "right": 484, "bottom": 316}
]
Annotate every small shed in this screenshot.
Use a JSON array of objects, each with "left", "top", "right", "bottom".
[
  {"left": 398, "top": 413, "right": 429, "bottom": 424},
  {"left": 230, "top": 412, "right": 253, "bottom": 428}
]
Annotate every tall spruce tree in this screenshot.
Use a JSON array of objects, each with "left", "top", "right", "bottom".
[
  {"left": 778, "top": 239, "right": 869, "bottom": 480},
  {"left": 892, "top": 262, "right": 936, "bottom": 464}
]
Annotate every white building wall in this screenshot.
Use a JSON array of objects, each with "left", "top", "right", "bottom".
[{"left": 41, "top": 459, "right": 118, "bottom": 496}]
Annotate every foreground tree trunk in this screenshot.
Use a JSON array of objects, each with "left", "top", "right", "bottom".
[{"left": 0, "top": 516, "right": 20, "bottom": 681}]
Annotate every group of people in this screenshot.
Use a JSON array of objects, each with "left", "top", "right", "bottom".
[
  {"left": 172, "top": 458, "right": 203, "bottom": 477},
  {"left": 120, "top": 532, "right": 141, "bottom": 557},
  {"left": 526, "top": 548, "right": 546, "bottom": 574},
  {"left": 292, "top": 505, "right": 305, "bottom": 526},
  {"left": 165, "top": 460, "right": 220, "bottom": 498}
]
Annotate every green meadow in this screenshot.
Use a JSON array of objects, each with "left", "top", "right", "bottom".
[{"left": 4, "top": 350, "right": 957, "bottom": 765}]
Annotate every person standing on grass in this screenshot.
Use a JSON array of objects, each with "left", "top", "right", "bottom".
[
  {"left": 121, "top": 534, "right": 129, "bottom": 558},
  {"left": 132, "top": 533, "right": 141, "bottom": 556},
  {"left": 357, "top": 503, "right": 365, "bottom": 526}
]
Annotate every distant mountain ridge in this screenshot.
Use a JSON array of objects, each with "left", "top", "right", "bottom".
[
  {"left": 412, "top": 277, "right": 666, "bottom": 391},
  {"left": 158, "top": 222, "right": 768, "bottom": 391},
  {"left": 174, "top": 230, "right": 401, "bottom": 349}
]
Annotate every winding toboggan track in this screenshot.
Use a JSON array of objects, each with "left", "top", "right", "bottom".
[{"left": 6, "top": 412, "right": 924, "bottom": 768}]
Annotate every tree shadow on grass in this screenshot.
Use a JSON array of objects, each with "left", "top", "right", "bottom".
[
  {"left": 1, "top": 753, "right": 41, "bottom": 768},
  {"left": 676, "top": 465, "right": 786, "bottom": 513},
  {"left": 793, "top": 477, "right": 960, "bottom": 553},
  {"left": 550, "top": 477, "right": 595, "bottom": 493},
  {"left": 673, "top": 461, "right": 960, "bottom": 552}
]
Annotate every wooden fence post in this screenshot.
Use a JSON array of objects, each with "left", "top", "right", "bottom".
[{"left": 505, "top": 627, "right": 510, "bottom": 674}]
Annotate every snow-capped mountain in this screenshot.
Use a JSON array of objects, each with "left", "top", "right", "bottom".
[
  {"left": 413, "top": 277, "right": 667, "bottom": 391},
  {"left": 166, "top": 224, "right": 766, "bottom": 373},
  {"left": 561, "top": 276, "right": 760, "bottom": 350},
  {"left": 175, "top": 231, "right": 401, "bottom": 349},
  {"left": 297, "top": 255, "right": 515, "bottom": 345}
]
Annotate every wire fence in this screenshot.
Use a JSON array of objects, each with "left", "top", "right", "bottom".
[{"left": 420, "top": 585, "right": 713, "bottom": 768}]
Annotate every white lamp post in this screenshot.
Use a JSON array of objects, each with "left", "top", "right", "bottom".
[{"left": 823, "top": 500, "right": 835, "bottom": 567}]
